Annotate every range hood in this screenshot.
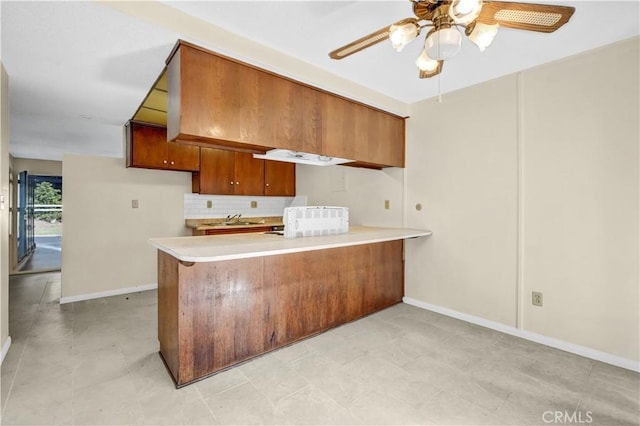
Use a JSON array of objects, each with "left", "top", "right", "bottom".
[{"left": 253, "top": 149, "right": 354, "bottom": 166}]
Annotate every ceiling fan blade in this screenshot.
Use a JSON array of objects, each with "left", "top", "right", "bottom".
[
  {"left": 329, "top": 18, "right": 417, "bottom": 60},
  {"left": 476, "top": 1, "right": 575, "bottom": 33},
  {"left": 419, "top": 61, "right": 443, "bottom": 79}
]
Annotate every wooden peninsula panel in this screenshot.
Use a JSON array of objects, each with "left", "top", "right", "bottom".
[{"left": 157, "top": 240, "right": 405, "bottom": 387}]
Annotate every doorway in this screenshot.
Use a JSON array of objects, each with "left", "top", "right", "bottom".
[{"left": 14, "top": 173, "right": 62, "bottom": 273}]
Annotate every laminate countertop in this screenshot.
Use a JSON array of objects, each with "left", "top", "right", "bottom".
[{"left": 150, "top": 226, "right": 432, "bottom": 263}]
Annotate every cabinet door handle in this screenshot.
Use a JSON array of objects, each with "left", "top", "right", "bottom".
[
  {"left": 230, "top": 182, "right": 234, "bottom": 185},
  {"left": 236, "top": 182, "right": 240, "bottom": 185},
  {"left": 265, "top": 183, "right": 270, "bottom": 187},
  {"left": 170, "top": 161, "right": 175, "bottom": 165},
  {"left": 163, "top": 160, "right": 168, "bottom": 164}
]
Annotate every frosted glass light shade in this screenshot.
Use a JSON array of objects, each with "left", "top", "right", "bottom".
[
  {"left": 449, "top": 0, "right": 483, "bottom": 24},
  {"left": 425, "top": 28, "right": 462, "bottom": 60},
  {"left": 467, "top": 22, "right": 499, "bottom": 51},
  {"left": 389, "top": 23, "right": 419, "bottom": 52},
  {"left": 415, "top": 49, "right": 439, "bottom": 72}
]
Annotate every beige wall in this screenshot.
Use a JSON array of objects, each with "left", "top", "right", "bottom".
[
  {"left": 405, "top": 74, "right": 520, "bottom": 327},
  {"left": 404, "top": 38, "right": 639, "bottom": 362},
  {"left": 11, "top": 157, "right": 62, "bottom": 176},
  {"left": 1, "top": 64, "right": 10, "bottom": 355},
  {"left": 520, "top": 38, "right": 639, "bottom": 360},
  {"left": 61, "top": 155, "right": 191, "bottom": 299},
  {"left": 297, "top": 165, "right": 404, "bottom": 227}
]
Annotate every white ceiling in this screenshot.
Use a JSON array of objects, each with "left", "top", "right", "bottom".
[{"left": 1, "top": 1, "right": 639, "bottom": 161}]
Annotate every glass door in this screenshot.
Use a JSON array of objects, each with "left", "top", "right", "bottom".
[{"left": 17, "top": 171, "right": 35, "bottom": 263}]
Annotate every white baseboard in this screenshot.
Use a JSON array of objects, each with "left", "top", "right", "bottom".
[
  {"left": 1, "top": 336, "right": 11, "bottom": 365},
  {"left": 403, "top": 297, "right": 640, "bottom": 373},
  {"left": 60, "top": 283, "right": 158, "bottom": 304}
]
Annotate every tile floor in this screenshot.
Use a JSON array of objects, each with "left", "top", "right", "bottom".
[
  {"left": 14, "top": 236, "right": 61, "bottom": 273},
  {"left": 1, "top": 272, "right": 638, "bottom": 425}
]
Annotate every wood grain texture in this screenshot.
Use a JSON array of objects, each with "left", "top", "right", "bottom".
[
  {"left": 127, "top": 121, "right": 199, "bottom": 172},
  {"left": 158, "top": 251, "right": 180, "bottom": 382},
  {"left": 197, "top": 148, "right": 235, "bottom": 195},
  {"left": 321, "top": 93, "right": 405, "bottom": 168},
  {"left": 264, "top": 161, "right": 296, "bottom": 196},
  {"left": 127, "top": 121, "right": 167, "bottom": 169},
  {"left": 175, "top": 257, "right": 268, "bottom": 384},
  {"left": 321, "top": 93, "right": 357, "bottom": 161},
  {"left": 195, "top": 148, "right": 294, "bottom": 196},
  {"left": 233, "top": 152, "right": 265, "bottom": 195},
  {"left": 167, "top": 142, "right": 199, "bottom": 171},
  {"left": 166, "top": 41, "right": 405, "bottom": 168},
  {"left": 157, "top": 240, "right": 405, "bottom": 387}
]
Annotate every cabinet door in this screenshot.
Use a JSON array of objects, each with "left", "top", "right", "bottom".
[
  {"left": 264, "top": 161, "right": 295, "bottom": 196},
  {"left": 167, "top": 142, "right": 200, "bottom": 172},
  {"left": 199, "top": 148, "right": 235, "bottom": 195},
  {"left": 128, "top": 122, "right": 168, "bottom": 169},
  {"left": 169, "top": 45, "right": 265, "bottom": 150},
  {"left": 355, "top": 110, "right": 405, "bottom": 168},
  {"left": 233, "top": 152, "right": 265, "bottom": 196},
  {"left": 321, "top": 93, "right": 405, "bottom": 168},
  {"left": 321, "top": 94, "right": 357, "bottom": 161},
  {"left": 259, "top": 73, "right": 322, "bottom": 154}
]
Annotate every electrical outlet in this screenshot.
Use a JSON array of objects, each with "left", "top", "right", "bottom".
[
  {"left": 251, "top": 201, "right": 258, "bottom": 208},
  {"left": 532, "top": 291, "right": 543, "bottom": 307},
  {"left": 384, "top": 200, "right": 390, "bottom": 210},
  {"left": 206, "top": 200, "right": 213, "bottom": 209},
  {"left": 132, "top": 199, "right": 139, "bottom": 209}
]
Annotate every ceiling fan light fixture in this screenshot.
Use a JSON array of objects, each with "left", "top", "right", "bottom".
[
  {"left": 415, "top": 49, "right": 439, "bottom": 72},
  {"left": 425, "top": 27, "right": 462, "bottom": 61},
  {"left": 449, "top": 0, "right": 483, "bottom": 24},
  {"left": 389, "top": 22, "right": 419, "bottom": 52},
  {"left": 466, "top": 22, "right": 499, "bottom": 51}
]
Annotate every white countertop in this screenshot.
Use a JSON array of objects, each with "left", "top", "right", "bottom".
[{"left": 150, "top": 226, "right": 432, "bottom": 263}]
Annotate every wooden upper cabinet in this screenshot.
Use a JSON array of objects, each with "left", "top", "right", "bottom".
[
  {"left": 261, "top": 73, "right": 322, "bottom": 153},
  {"left": 264, "top": 161, "right": 296, "bottom": 197},
  {"left": 321, "top": 93, "right": 405, "bottom": 168},
  {"left": 166, "top": 40, "right": 404, "bottom": 169},
  {"left": 321, "top": 93, "right": 357, "bottom": 161},
  {"left": 196, "top": 147, "right": 266, "bottom": 196},
  {"left": 126, "top": 121, "right": 199, "bottom": 172}
]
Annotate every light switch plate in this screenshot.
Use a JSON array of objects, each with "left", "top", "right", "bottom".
[{"left": 206, "top": 200, "right": 213, "bottom": 208}]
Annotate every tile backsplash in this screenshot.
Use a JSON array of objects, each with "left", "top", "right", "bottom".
[{"left": 184, "top": 194, "right": 307, "bottom": 219}]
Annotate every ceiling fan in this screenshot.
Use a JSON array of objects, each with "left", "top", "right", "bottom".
[{"left": 329, "top": 0, "right": 575, "bottom": 78}]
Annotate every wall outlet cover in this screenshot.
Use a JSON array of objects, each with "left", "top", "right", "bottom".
[
  {"left": 532, "top": 291, "right": 543, "bottom": 307},
  {"left": 132, "top": 199, "right": 139, "bottom": 209},
  {"left": 251, "top": 201, "right": 258, "bottom": 208}
]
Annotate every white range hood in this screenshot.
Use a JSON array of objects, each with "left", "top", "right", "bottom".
[{"left": 253, "top": 149, "right": 354, "bottom": 166}]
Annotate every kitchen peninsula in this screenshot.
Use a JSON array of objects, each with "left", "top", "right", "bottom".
[{"left": 150, "top": 226, "right": 431, "bottom": 387}]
